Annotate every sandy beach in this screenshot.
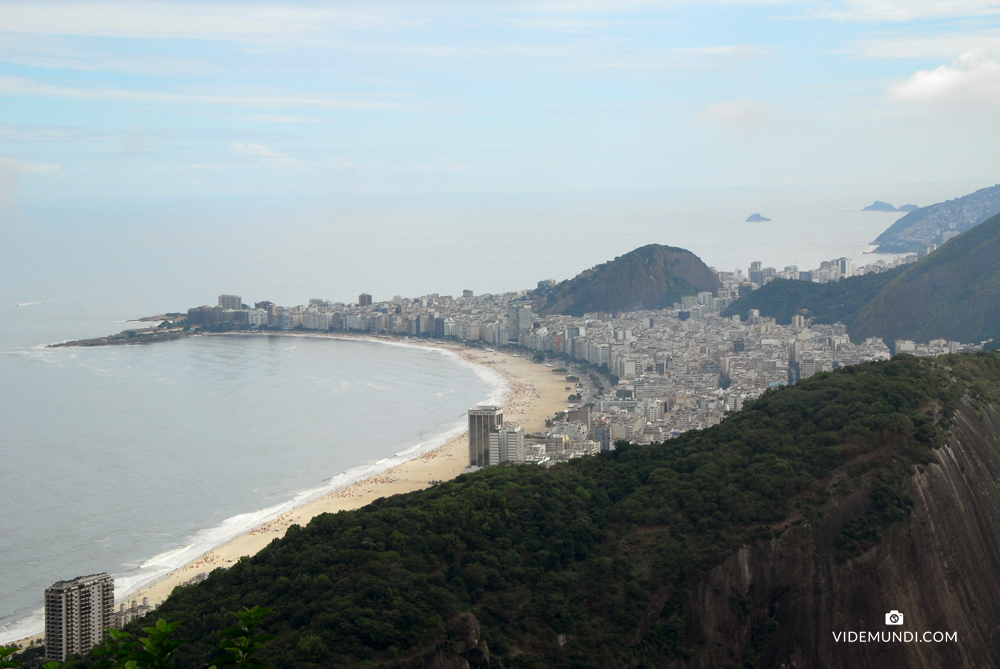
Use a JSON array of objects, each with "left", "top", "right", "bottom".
[{"left": 11, "top": 337, "right": 573, "bottom": 646}]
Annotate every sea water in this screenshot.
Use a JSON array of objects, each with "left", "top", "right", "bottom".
[
  {"left": 0, "top": 329, "right": 502, "bottom": 643},
  {"left": 0, "top": 182, "right": 988, "bottom": 642}
]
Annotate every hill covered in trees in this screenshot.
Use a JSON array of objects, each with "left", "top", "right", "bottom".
[
  {"left": 720, "top": 265, "right": 905, "bottom": 327},
  {"left": 847, "top": 212, "right": 1000, "bottom": 344},
  {"left": 126, "top": 352, "right": 1000, "bottom": 669},
  {"left": 532, "top": 244, "right": 720, "bottom": 317},
  {"left": 725, "top": 212, "right": 1000, "bottom": 346}
]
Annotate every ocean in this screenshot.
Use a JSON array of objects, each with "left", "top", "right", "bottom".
[
  {"left": 0, "top": 326, "right": 502, "bottom": 643},
  {"left": 0, "top": 181, "right": 989, "bottom": 643}
]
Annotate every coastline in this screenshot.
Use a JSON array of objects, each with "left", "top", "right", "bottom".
[{"left": 7, "top": 334, "right": 573, "bottom": 648}]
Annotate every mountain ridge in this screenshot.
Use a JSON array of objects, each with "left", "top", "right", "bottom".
[
  {"left": 725, "top": 211, "right": 1000, "bottom": 345},
  {"left": 871, "top": 184, "right": 1000, "bottom": 253},
  {"left": 850, "top": 211, "right": 1000, "bottom": 343},
  {"left": 127, "top": 353, "right": 1000, "bottom": 669}
]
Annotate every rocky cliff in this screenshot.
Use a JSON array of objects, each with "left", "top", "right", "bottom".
[{"left": 663, "top": 399, "right": 1000, "bottom": 668}]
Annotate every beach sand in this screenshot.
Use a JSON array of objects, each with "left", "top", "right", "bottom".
[{"left": 11, "top": 339, "right": 572, "bottom": 641}]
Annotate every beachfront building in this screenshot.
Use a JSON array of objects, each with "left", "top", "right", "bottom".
[
  {"left": 468, "top": 406, "right": 503, "bottom": 468},
  {"left": 218, "top": 294, "right": 242, "bottom": 310},
  {"left": 489, "top": 425, "right": 525, "bottom": 465},
  {"left": 113, "top": 597, "right": 156, "bottom": 629},
  {"left": 45, "top": 573, "right": 115, "bottom": 661}
]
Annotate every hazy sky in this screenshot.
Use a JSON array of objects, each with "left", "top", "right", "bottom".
[{"left": 1, "top": 0, "right": 999, "bottom": 201}]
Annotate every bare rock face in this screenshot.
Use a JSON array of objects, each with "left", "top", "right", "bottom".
[
  {"left": 424, "top": 612, "right": 489, "bottom": 669},
  {"left": 423, "top": 651, "right": 470, "bottom": 669},
  {"left": 446, "top": 612, "right": 481, "bottom": 654},
  {"left": 462, "top": 638, "right": 490, "bottom": 667},
  {"left": 660, "top": 400, "right": 1000, "bottom": 668}
]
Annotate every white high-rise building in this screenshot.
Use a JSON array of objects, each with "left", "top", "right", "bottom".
[
  {"left": 45, "top": 573, "right": 116, "bottom": 661},
  {"left": 506, "top": 306, "right": 534, "bottom": 342},
  {"left": 489, "top": 425, "right": 525, "bottom": 465}
]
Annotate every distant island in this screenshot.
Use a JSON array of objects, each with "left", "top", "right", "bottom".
[
  {"left": 745, "top": 213, "right": 771, "bottom": 222},
  {"left": 863, "top": 201, "right": 897, "bottom": 212},
  {"left": 897, "top": 203, "right": 919, "bottom": 212},
  {"left": 724, "top": 209, "right": 1000, "bottom": 346}
]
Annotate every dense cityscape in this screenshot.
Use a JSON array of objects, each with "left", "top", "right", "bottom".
[{"left": 165, "top": 252, "right": 984, "bottom": 470}]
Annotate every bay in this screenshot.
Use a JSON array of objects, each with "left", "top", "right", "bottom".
[
  {"left": 0, "top": 183, "right": 984, "bottom": 643},
  {"left": 0, "top": 333, "right": 497, "bottom": 642}
]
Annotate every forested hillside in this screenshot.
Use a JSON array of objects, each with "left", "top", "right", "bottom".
[
  {"left": 532, "top": 244, "right": 720, "bottom": 316},
  {"left": 134, "top": 353, "right": 1000, "bottom": 669},
  {"left": 724, "top": 212, "right": 1000, "bottom": 346},
  {"left": 848, "top": 212, "right": 1000, "bottom": 344},
  {"left": 721, "top": 266, "right": 904, "bottom": 326}
]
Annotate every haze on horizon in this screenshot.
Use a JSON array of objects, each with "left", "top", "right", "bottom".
[{"left": 1, "top": 0, "right": 998, "bottom": 204}]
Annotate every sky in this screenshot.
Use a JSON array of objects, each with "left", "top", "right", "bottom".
[{"left": 1, "top": 0, "right": 999, "bottom": 201}]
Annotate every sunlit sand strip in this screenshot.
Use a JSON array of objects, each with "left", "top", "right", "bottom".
[{"left": 7, "top": 338, "right": 572, "bottom": 648}]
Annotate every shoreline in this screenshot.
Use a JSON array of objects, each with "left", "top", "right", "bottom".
[{"left": 6, "top": 333, "right": 573, "bottom": 649}]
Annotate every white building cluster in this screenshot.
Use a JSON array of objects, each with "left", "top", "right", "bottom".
[{"left": 206, "top": 253, "right": 986, "bottom": 464}]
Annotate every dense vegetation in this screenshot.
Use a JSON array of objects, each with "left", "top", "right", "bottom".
[
  {"left": 724, "top": 212, "right": 1000, "bottom": 346},
  {"left": 3, "top": 608, "right": 273, "bottom": 669},
  {"left": 849, "top": 212, "right": 1000, "bottom": 345},
  {"left": 532, "top": 244, "right": 720, "bottom": 316},
  {"left": 104, "top": 352, "right": 1000, "bottom": 669},
  {"left": 721, "top": 266, "right": 905, "bottom": 327}
]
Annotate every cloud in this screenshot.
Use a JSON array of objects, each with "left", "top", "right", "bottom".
[
  {"left": 889, "top": 51, "right": 1000, "bottom": 104},
  {"left": 700, "top": 98, "right": 771, "bottom": 128},
  {"left": 0, "top": 3, "right": 389, "bottom": 41},
  {"left": 231, "top": 142, "right": 301, "bottom": 166},
  {"left": 0, "top": 156, "right": 61, "bottom": 201},
  {"left": 817, "top": 0, "right": 1000, "bottom": 22},
  {"left": 242, "top": 114, "right": 323, "bottom": 123},
  {"left": 0, "top": 75, "right": 420, "bottom": 111},
  {"left": 848, "top": 33, "right": 1000, "bottom": 60},
  {"left": 0, "top": 156, "right": 62, "bottom": 174}
]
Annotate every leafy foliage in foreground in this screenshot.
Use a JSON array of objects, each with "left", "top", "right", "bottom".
[
  {"left": 151, "top": 354, "right": 1000, "bottom": 669},
  {"left": 2, "top": 608, "right": 270, "bottom": 669}
]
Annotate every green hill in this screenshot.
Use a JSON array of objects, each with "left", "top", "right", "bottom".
[
  {"left": 720, "top": 265, "right": 905, "bottom": 326},
  {"left": 849, "top": 212, "right": 1000, "bottom": 344},
  {"left": 532, "top": 244, "right": 720, "bottom": 316},
  {"left": 131, "top": 353, "right": 1000, "bottom": 669},
  {"left": 725, "top": 212, "right": 1000, "bottom": 346}
]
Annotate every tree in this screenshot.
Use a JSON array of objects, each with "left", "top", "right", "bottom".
[
  {"left": 210, "top": 607, "right": 274, "bottom": 669},
  {"left": 0, "top": 608, "right": 274, "bottom": 669}
]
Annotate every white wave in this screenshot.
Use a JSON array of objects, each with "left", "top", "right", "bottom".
[
  {"left": 109, "top": 415, "right": 474, "bottom": 603},
  {"left": 0, "top": 608, "right": 43, "bottom": 645},
  {"left": 109, "top": 338, "right": 506, "bottom": 600},
  {"left": 1, "top": 332, "right": 511, "bottom": 640},
  {"left": 15, "top": 294, "right": 99, "bottom": 307}
]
